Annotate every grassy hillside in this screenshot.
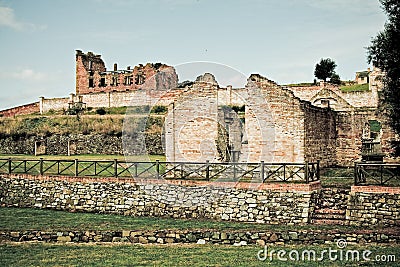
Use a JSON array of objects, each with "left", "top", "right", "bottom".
[
  {"left": 340, "top": 83, "right": 369, "bottom": 92},
  {"left": 0, "top": 114, "right": 163, "bottom": 137}
]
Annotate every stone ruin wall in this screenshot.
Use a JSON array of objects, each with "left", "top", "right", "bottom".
[
  {"left": 165, "top": 74, "right": 339, "bottom": 167},
  {"left": 39, "top": 97, "right": 69, "bottom": 113},
  {"left": 245, "top": 75, "right": 305, "bottom": 163},
  {"left": 303, "top": 104, "right": 337, "bottom": 167},
  {"left": 75, "top": 50, "right": 178, "bottom": 95},
  {"left": 290, "top": 83, "right": 379, "bottom": 109},
  {"left": 336, "top": 109, "right": 398, "bottom": 166},
  {"left": 165, "top": 82, "right": 219, "bottom": 162}
]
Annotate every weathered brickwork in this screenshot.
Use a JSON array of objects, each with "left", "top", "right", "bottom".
[
  {"left": 0, "top": 102, "right": 39, "bottom": 118},
  {"left": 304, "top": 104, "right": 337, "bottom": 166},
  {"left": 1, "top": 51, "right": 398, "bottom": 167},
  {"left": 290, "top": 82, "right": 379, "bottom": 110},
  {"left": 243, "top": 75, "right": 338, "bottom": 166},
  {"left": 75, "top": 50, "right": 178, "bottom": 95},
  {"left": 39, "top": 97, "right": 69, "bottom": 113},
  {"left": 165, "top": 77, "right": 219, "bottom": 162}
]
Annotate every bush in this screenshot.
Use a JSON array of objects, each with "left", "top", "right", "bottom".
[
  {"left": 96, "top": 108, "right": 107, "bottom": 115},
  {"left": 151, "top": 105, "right": 167, "bottom": 114}
]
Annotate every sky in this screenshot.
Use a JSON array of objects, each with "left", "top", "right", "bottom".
[{"left": 0, "top": 0, "right": 387, "bottom": 110}]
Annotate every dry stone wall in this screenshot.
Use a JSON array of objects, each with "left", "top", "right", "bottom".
[
  {"left": 0, "top": 133, "right": 163, "bottom": 156},
  {"left": 347, "top": 187, "right": 400, "bottom": 227},
  {"left": 2, "top": 229, "right": 398, "bottom": 245},
  {"left": 0, "top": 175, "right": 317, "bottom": 225},
  {"left": 0, "top": 175, "right": 399, "bottom": 227}
]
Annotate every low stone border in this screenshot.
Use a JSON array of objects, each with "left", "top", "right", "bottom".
[{"left": 1, "top": 229, "right": 399, "bottom": 246}]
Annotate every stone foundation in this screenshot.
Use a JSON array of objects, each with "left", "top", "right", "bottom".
[{"left": 1, "top": 228, "right": 398, "bottom": 245}]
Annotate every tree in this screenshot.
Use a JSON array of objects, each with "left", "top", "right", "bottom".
[
  {"left": 314, "top": 58, "right": 337, "bottom": 82},
  {"left": 330, "top": 73, "right": 341, "bottom": 85},
  {"left": 367, "top": 0, "right": 400, "bottom": 152}
]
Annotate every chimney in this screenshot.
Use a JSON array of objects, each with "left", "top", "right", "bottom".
[
  {"left": 114, "top": 63, "right": 118, "bottom": 71},
  {"left": 127, "top": 66, "right": 131, "bottom": 70}
]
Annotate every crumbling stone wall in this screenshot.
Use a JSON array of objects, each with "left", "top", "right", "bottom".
[
  {"left": 336, "top": 110, "right": 375, "bottom": 166},
  {"left": 303, "top": 104, "right": 337, "bottom": 166},
  {"left": 290, "top": 84, "right": 379, "bottom": 110},
  {"left": 165, "top": 76, "right": 219, "bottom": 162},
  {"left": 1, "top": 175, "right": 399, "bottom": 227},
  {"left": 245, "top": 75, "right": 336, "bottom": 165}
]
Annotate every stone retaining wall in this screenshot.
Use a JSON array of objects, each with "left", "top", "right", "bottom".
[
  {"left": 0, "top": 133, "right": 163, "bottom": 155},
  {"left": 0, "top": 175, "right": 319, "bottom": 225},
  {"left": 1, "top": 229, "right": 398, "bottom": 245},
  {"left": 347, "top": 186, "right": 400, "bottom": 227},
  {"left": 1, "top": 175, "right": 399, "bottom": 227}
]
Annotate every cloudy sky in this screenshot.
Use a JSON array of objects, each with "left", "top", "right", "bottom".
[{"left": 0, "top": 0, "right": 386, "bottom": 109}]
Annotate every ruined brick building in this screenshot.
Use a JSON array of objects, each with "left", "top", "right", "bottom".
[{"left": 0, "top": 50, "right": 397, "bottom": 167}]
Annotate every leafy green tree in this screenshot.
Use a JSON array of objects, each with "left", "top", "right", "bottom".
[
  {"left": 367, "top": 0, "right": 400, "bottom": 150},
  {"left": 314, "top": 58, "right": 338, "bottom": 82},
  {"left": 330, "top": 73, "right": 341, "bottom": 85}
]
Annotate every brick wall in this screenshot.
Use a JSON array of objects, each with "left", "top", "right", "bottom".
[
  {"left": 290, "top": 84, "right": 378, "bottom": 110},
  {"left": 0, "top": 102, "right": 39, "bottom": 117},
  {"left": 75, "top": 50, "right": 178, "bottom": 95},
  {"left": 304, "top": 104, "right": 337, "bottom": 166},
  {"left": 165, "top": 81, "right": 219, "bottom": 162}
]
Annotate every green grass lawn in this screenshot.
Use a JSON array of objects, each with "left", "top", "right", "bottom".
[
  {"left": 340, "top": 83, "right": 369, "bottom": 92},
  {"left": 0, "top": 208, "right": 399, "bottom": 266},
  {"left": 0, "top": 242, "right": 398, "bottom": 267},
  {"left": 0, "top": 207, "right": 385, "bottom": 233}
]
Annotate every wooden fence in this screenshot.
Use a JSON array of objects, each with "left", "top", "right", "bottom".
[{"left": 0, "top": 158, "right": 320, "bottom": 183}]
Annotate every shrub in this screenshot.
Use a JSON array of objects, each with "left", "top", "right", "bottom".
[
  {"left": 151, "top": 105, "right": 167, "bottom": 114},
  {"left": 96, "top": 108, "right": 107, "bottom": 115}
]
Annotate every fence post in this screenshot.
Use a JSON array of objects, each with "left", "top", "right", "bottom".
[
  {"left": 206, "top": 160, "right": 210, "bottom": 181},
  {"left": 114, "top": 159, "right": 118, "bottom": 178},
  {"left": 8, "top": 157, "right": 12, "bottom": 174},
  {"left": 156, "top": 160, "right": 160, "bottom": 179},
  {"left": 305, "top": 161, "right": 309, "bottom": 183},
  {"left": 283, "top": 164, "right": 286, "bottom": 181},
  {"left": 316, "top": 160, "right": 320, "bottom": 181},
  {"left": 233, "top": 162, "right": 237, "bottom": 181},
  {"left": 75, "top": 159, "right": 79, "bottom": 177},
  {"left": 354, "top": 162, "right": 358, "bottom": 185},
  {"left": 260, "top": 161, "right": 265, "bottom": 182},
  {"left": 39, "top": 158, "right": 44, "bottom": 176}
]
